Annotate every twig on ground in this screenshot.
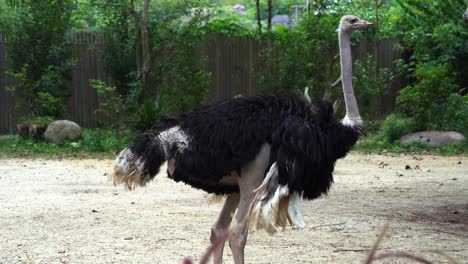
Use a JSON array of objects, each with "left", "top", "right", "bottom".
[
  {"left": 309, "top": 221, "right": 347, "bottom": 229},
  {"left": 364, "top": 223, "right": 389, "bottom": 264},
  {"left": 334, "top": 248, "right": 371, "bottom": 252}
]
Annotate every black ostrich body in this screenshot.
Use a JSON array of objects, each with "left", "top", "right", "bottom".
[{"left": 127, "top": 95, "right": 360, "bottom": 199}]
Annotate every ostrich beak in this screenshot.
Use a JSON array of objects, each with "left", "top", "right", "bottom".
[{"left": 356, "top": 20, "right": 373, "bottom": 28}]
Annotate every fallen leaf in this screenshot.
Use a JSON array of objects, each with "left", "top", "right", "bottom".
[{"left": 378, "top": 161, "right": 388, "bottom": 168}]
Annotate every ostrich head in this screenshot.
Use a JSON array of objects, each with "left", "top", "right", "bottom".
[{"left": 339, "top": 15, "right": 373, "bottom": 33}]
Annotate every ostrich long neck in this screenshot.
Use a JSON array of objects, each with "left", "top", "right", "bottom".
[{"left": 339, "top": 29, "right": 362, "bottom": 126}]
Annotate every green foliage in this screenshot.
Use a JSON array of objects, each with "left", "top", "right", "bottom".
[
  {"left": 3, "top": 1, "right": 74, "bottom": 119},
  {"left": 80, "top": 128, "right": 134, "bottom": 153},
  {"left": 353, "top": 54, "right": 393, "bottom": 119},
  {"left": 148, "top": 4, "right": 212, "bottom": 112},
  {"left": 0, "top": 128, "right": 135, "bottom": 158},
  {"left": 258, "top": 16, "right": 334, "bottom": 96},
  {"left": 205, "top": 17, "right": 256, "bottom": 37},
  {"left": 355, "top": 133, "right": 468, "bottom": 155},
  {"left": 17, "top": 116, "right": 54, "bottom": 126},
  {"left": 91, "top": 80, "right": 129, "bottom": 150},
  {"left": 136, "top": 97, "right": 174, "bottom": 130},
  {"left": 397, "top": 63, "right": 459, "bottom": 128},
  {"left": 6, "top": 64, "right": 66, "bottom": 117},
  {"left": 436, "top": 94, "right": 468, "bottom": 135},
  {"left": 377, "top": 114, "right": 416, "bottom": 143},
  {"left": 91, "top": 80, "right": 127, "bottom": 123},
  {"left": 394, "top": 0, "right": 467, "bottom": 133}
]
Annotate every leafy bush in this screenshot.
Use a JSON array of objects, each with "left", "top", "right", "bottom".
[
  {"left": 149, "top": 9, "right": 211, "bottom": 112},
  {"left": 378, "top": 114, "right": 416, "bottom": 143},
  {"left": 353, "top": 55, "right": 393, "bottom": 119},
  {"left": 204, "top": 17, "right": 256, "bottom": 38},
  {"left": 80, "top": 128, "right": 134, "bottom": 153},
  {"left": 0, "top": 128, "right": 135, "bottom": 158},
  {"left": 17, "top": 116, "right": 54, "bottom": 126},
  {"left": 91, "top": 80, "right": 130, "bottom": 151},
  {"left": 433, "top": 93, "right": 468, "bottom": 136},
  {"left": 394, "top": 0, "right": 467, "bottom": 133},
  {"left": 397, "top": 62, "right": 458, "bottom": 127},
  {"left": 136, "top": 97, "right": 174, "bottom": 130},
  {"left": 3, "top": 1, "right": 73, "bottom": 119}
]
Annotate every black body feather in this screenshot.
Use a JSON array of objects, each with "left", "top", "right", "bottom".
[{"left": 128, "top": 95, "right": 361, "bottom": 198}]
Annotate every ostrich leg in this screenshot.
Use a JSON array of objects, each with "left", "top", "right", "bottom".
[
  {"left": 228, "top": 144, "right": 270, "bottom": 264},
  {"left": 211, "top": 193, "right": 240, "bottom": 264}
]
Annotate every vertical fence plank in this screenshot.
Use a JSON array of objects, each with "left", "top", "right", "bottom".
[{"left": 0, "top": 32, "right": 16, "bottom": 133}]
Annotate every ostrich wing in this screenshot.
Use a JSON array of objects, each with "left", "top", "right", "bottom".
[{"left": 271, "top": 114, "right": 335, "bottom": 200}]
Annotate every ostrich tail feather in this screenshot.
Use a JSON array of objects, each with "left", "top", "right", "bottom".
[
  {"left": 287, "top": 192, "right": 305, "bottom": 229},
  {"left": 111, "top": 147, "right": 158, "bottom": 190},
  {"left": 249, "top": 163, "right": 305, "bottom": 234},
  {"left": 111, "top": 126, "right": 182, "bottom": 190}
]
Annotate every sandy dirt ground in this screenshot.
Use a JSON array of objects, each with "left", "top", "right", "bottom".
[{"left": 0, "top": 154, "right": 467, "bottom": 264}]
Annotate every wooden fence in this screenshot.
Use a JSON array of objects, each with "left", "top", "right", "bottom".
[
  {"left": 202, "top": 35, "right": 259, "bottom": 102},
  {"left": 0, "top": 32, "right": 403, "bottom": 131},
  {"left": 353, "top": 38, "right": 404, "bottom": 115},
  {"left": 0, "top": 33, "right": 15, "bottom": 133},
  {"left": 70, "top": 33, "right": 112, "bottom": 127}
]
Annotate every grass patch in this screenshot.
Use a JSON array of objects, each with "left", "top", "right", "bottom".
[
  {"left": 355, "top": 133, "right": 468, "bottom": 156},
  {"left": 0, "top": 128, "right": 135, "bottom": 158},
  {"left": 1, "top": 129, "right": 466, "bottom": 159}
]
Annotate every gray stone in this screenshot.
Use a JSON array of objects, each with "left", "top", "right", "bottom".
[
  {"left": 272, "top": 15, "right": 293, "bottom": 28},
  {"left": 44, "top": 120, "right": 82, "bottom": 145},
  {"left": 232, "top": 4, "right": 246, "bottom": 15},
  {"left": 400, "top": 131, "right": 466, "bottom": 147}
]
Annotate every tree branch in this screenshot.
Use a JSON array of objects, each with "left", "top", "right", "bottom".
[
  {"left": 331, "top": 77, "right": 341, "bottom": 87},
  {"left": 333, "top": 53, "right": 340, "bottom": 61}
]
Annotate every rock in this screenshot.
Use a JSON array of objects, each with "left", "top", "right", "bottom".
[
  {"left": 400, "top": 131, "right": 466, "bottom": 147},
  {"left": 16, "top": 123, "right": 48, "bottom": 141},
  {"left": 232, "top": 4, "right": 246, "bottom": 15},
  {"left": 272, "top": 15, "right": 293, "bottom": 28},
  {"left": 44, "top": 120, "right": 82, "bottom": 144}
]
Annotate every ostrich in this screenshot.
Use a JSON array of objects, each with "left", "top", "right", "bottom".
[{"left": 112, "top": 15, "right": 372, "bottom": 264}]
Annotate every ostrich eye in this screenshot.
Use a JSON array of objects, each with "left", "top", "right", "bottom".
[{"left": 350, "top": 18, "right": 357, "bottom": 23}]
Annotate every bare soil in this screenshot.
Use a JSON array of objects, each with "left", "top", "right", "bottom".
[{"left": 0, "top": 154, "right": 467, "bottom": 264}]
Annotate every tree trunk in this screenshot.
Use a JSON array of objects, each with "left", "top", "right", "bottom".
[
  {"left": 267, "top": 0, "right": 272, "bottom": 32},
  {"left": 140, "top": 0, "right": 151, "bottom": 103},
  {"left": 256, "top": 0, "right": 262, "bottom": 37},
  {"left": 130, "top": 0, "right": 142, "bottom": 80},
  {"left": 373, "top": 0, "right": 381, "bottom": 79}
]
